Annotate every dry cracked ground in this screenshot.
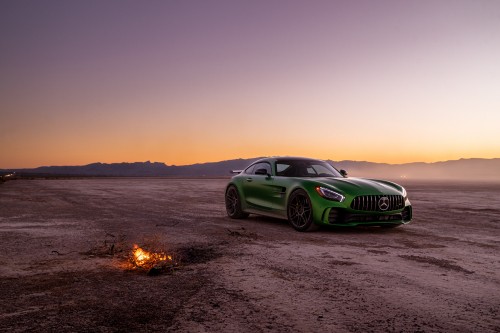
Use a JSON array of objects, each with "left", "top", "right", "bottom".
[{"left": 0, "top": 178, "right": 499, "bottom": 332}]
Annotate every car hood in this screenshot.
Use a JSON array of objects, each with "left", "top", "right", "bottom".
[{"left": 311, "top": 177, "right": 402, "bottom": 195}]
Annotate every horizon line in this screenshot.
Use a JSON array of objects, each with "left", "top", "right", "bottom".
[{"left": 2, "top": 156, "right": 499, "bottom": 170}]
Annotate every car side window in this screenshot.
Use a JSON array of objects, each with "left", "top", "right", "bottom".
[
  {"left": 253, "top": 162, "right": 272, "bottom": 175},
  {"left": 276, "top": 163, "right": 291, "bottom": 176},
  {"left": 244, "top": 164, "right": 255, "bottom": 174}
]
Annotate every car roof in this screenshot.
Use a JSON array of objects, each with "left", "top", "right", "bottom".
[{"left": 252, "top": 156, "right": 326, "bottom": 164}]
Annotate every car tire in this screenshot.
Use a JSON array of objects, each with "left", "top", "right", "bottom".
[
  {"left": 287, "top": 189, "right": 317, "bottom": 231},
  {"left": 225, "top": 185, "right": 249, "bottom": 219}
]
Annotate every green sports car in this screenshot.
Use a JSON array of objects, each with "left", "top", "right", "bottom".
[{"left": 225, "top": 157, "right": 412, "bottom": 231}]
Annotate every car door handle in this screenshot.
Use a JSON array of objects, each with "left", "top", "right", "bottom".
[{"left": 246, "top": 178, "right": 253, "bottom": 182}]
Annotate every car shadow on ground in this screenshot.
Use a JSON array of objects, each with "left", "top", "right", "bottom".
[
  {"left": 228, "top": 215, "right": 407, "bottom": 235},
  {"left": 321, "top": 225, "right": 407, "bottom": 234}
]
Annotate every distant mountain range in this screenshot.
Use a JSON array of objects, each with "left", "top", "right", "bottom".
[{"left": 1, "top": 157, "right": 499, "bottom": 180}]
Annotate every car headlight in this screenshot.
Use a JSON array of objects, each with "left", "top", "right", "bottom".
[
  {"left": 401, "top": 187, "right": 408, "bottom": 201},
  {"left": 315, "top": 187, "right": 345, "bottom": 202}
]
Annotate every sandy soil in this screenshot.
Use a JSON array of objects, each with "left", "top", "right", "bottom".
[{"left": 0, "top": 178, "right": 499, "bottom": 332}]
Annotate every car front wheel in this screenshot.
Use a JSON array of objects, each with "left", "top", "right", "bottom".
[{"left": 287, "top": 189, "right": 316, "bottom": 231}]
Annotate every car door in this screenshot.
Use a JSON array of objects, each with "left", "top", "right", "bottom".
[
  {"left": 242, "top": 162, "right": 289, "bottom": 215},
  {"left": 241, "top": 162, "right": 274, "bottom": 210}
]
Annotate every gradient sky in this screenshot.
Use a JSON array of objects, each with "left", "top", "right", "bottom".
[{"left": 1, "top": 0, "right": 499, "bottom": 168}]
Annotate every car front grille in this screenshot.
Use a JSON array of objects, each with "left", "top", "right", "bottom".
[{"left": 350, "top": 195, "right": 405, "bottom": 212}]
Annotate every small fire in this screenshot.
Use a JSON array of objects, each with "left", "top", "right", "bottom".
[{"left": 129, "top": 244, "right": 174, "bottom": 271}]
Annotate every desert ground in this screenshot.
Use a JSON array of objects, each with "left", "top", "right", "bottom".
[{"left": 0, "top": 178, "right": 499, "bottom": 332}]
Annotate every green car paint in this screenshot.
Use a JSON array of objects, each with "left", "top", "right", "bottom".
[{"left": 225, "top": 157, "right": 412, "bottom": 231}]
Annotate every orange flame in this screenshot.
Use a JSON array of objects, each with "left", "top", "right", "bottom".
[{"left": 131, "top": 244, "right": 173, "bottom": 269}]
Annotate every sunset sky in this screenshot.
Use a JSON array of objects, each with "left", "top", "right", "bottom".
[{"left": 1, "top": 1, "right": 499, "bottom": 168}]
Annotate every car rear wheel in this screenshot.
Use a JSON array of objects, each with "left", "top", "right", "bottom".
[
  {"left": 287, "top": 189, "right": 317, "bottom": 231},
  {"left": 225, "top": 185, "right": 249, "bottom": 219}
]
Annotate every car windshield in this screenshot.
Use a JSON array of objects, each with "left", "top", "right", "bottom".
[{"left": 275, "top": 159, "right": 343, "bottom": 178}]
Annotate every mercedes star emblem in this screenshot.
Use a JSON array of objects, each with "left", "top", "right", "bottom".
[{"left": 378, "top": 196, "right": 390, "bottom": 211}]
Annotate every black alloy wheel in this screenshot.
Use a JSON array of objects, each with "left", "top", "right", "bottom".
[
  {"left": 225, "top": 185, "right": 249, "bottom": 219},
  {"left": 287, "top": 189, "right": 316, "bottom": 231}
]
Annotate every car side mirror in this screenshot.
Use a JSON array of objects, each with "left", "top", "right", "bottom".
[
  {"left": 340, "top": 169, "right": 348, "bottom": 177},
  {"left": 255, "top": 168, "right": 270, "bottom": 176}
]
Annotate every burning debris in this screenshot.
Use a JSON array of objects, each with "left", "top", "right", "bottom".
[
  {"left": 82, "top": 233, "right": 180, "bottom": 275},
  {"left": 82, "top": 234, "right": 219, "bottom": 275},
  {"left": 128, "top": 243, "right": 178, "bottom": 275}
]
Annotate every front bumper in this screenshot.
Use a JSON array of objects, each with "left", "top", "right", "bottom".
[{"left": 322, "top": 205, "right": 412, "bottom": 227}]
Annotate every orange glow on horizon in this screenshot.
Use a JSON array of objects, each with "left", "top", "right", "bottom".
[{"left": 3, "top": 145, "right": 499, "bottom": 169}]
